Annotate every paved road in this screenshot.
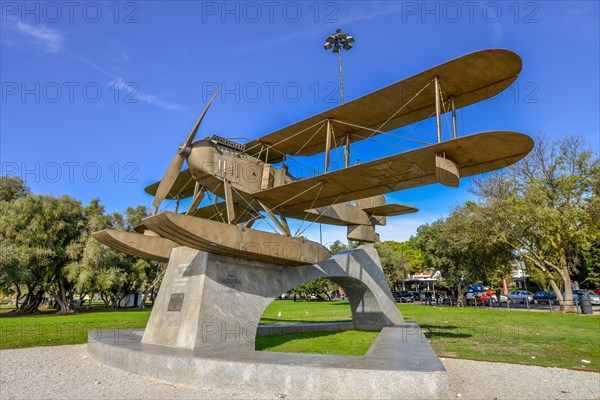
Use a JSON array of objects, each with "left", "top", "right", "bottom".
[{"left": 1, "top": 344, "right": 598, "bottom": 399}]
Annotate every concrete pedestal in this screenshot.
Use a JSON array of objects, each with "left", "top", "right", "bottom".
[
  {"left": 87, "top": 245, "right": 448, "bottom": 398},
  {"left": 88, "top": 324, "right": 448, "bottom": 399},
  {"left": 142, "top": 244, "right": 403, "bottom": 351}
]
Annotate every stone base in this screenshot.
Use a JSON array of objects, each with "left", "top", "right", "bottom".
[
  {"left": 142, "top": 245, "right": 403, "bottom": 351},
  {"left": 87, "top": 324, "right": 448, "bottom": 400}
]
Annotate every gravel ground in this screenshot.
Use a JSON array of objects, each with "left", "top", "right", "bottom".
[{"left": 1, "top": 345, "right": 599, "bottom": 400}]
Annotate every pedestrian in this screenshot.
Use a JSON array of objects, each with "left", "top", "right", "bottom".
[
  {"left": 480, "top": 292, "right": 487, "bottom": 308},
  {"left": 487, "top": 288, "right": 494, "bottom": 308},
  {"left": 425, "top": 291, "right": 433, "bottom": 306}
]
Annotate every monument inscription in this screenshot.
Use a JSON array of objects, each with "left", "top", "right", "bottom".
[{"left": 167, "top": 293, "right": 185, "bottom": 311}]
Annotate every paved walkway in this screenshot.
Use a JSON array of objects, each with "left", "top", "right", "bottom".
[{"left": 1, "top": 344, "right": 599, "bottom": 399}]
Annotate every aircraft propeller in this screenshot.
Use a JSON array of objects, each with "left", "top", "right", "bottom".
[{"left": 153, "top": 88, "right": 220, "bottom": 213}]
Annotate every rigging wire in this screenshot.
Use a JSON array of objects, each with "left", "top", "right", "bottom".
[
  {"left": 296, "top": 193, "right": 344, "bottom": 238},
  {"left": 230, "top": 185, "right": 280, "bottom": 234},
  {"left": 293, "top": 183, "right": 325, "bottom": 237}
]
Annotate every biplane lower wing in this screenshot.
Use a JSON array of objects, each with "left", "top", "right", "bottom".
[
  {"left": 361, "top": 204, "right": 418, "bottom": 217},
  {"left": 191, "top": 201, "right": 259, "bottom": 224},
  {"left": 254, "top": 131, "right": 533, "bottom": 212},
  {"left": 144, "top": 168, "right": 195, "bottom": 200}
]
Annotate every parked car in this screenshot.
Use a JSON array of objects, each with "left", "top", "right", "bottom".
[
  {"left": 406, "top": 291, "right": 421, "bottom": 301},
  {"left": 593, "top": 288, "right": 600, "bottom": 295},
  {"left": 473, "top": 292, "right": 490, "bottom": 306},
  {"left": 465, "top": 283, "right": 485, "bottom": 305},
  {"left": 533, "top": 291, "right": 557, "bottom": 304},
  {"left": 393, "top": 291, "right": 415, "bottom": 303},
  {"left": 471, "top": 292, "right": 507, "bottom": 304},
  {"left": 589, "top": 292, "right": 600, "bottom": 305},
  {"left": 572, "top": 290, "right": 600, "bottom": 305},
  {"left": 496, "top": 294, "right": 509, "bottom": 303},
  {"left": 508, "top": 290, "right": 534, "bottom": 303}
]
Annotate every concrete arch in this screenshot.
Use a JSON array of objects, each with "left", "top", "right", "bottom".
[{"left": 141, "top": 245, "right": 404, "bottom": 351}]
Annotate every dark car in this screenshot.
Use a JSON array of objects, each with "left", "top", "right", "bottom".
[
  {"left": 406, "top": 291, "right": 421, "bottom": 301},
  {"left": 393, "top": 292, "right": 414, "bottom": 303},
  {"left": 533, "top": 291, "right": 557, "bottom": 304}
]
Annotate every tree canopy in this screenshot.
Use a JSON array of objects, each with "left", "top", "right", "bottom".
[
  {"left": 412, "top": 135, "right": 598, "bottom": 311},
  {"left": 470, "top": 135, "right": 598, "bottom": 310},
  {"left": 0, "top": 176, "right": 30, "bottom": 202},
  {"left": 0, "top": 185, "right": 162, "bottom": 314}
]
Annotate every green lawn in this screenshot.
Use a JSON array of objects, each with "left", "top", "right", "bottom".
[
  {"left": 258, "top": 301, "right": 600, "bottom": 370},
  {"left": 400, "top": 304, "right": 600, "bottom": 370},
  {"left": 259, "top": 299, "right": 353, "bottom": 324},
  {"left": 0, "top": 308, "right": 150, "bottom": 349},
  {"left": 1, "top": 301, "right": 598, "bottom": 371},
  {"left": 255, "top": 300, "right": 378, "bottom": 355},
  {"left": 256, "top": 330, "right": 379, "bottom": 356}
]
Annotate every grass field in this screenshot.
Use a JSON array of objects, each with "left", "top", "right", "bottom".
[
  {"left": 0, "top": 308, "right": 149, "bottom": 349},
  {"left": 1, "top": 301, "right": 598, "bottom": 370},
  {"left": 400, "top": 304, "right": 600, "bottom": 370}
]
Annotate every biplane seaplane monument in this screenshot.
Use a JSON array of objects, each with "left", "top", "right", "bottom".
[{"left": 88, "top": 49, "right": 533, "bottom": 399}]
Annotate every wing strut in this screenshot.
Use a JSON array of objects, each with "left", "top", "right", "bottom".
[
  {"left": 257, "top": 200, "right": 291, "bottom": 236},
  {"left": 185, "top": 183, "right": 205, "bottom": 215},
  {"left": 344, "top": 134, "right": 350, "bottom": 167},
  {"left": 450, "top": 96, "right": 457, "bottom": 139},
  {"left": 434, "top": 76, "right": 442, "bottom": 143},
  {"left": 324, "top": 120, "right": 332, "bottom": 173},
  {"left": 223, "top": 181, "right": 236, "bottom": 224}
]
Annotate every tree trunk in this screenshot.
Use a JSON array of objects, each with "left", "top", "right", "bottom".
[
  {"left": 139, "top": 291, "right": 147, "bottom": 309},
  {"left": 457, "top": 286, "right": 467, "bottom": 307},
  {"left": 138, "top": 275, "right": 162, "bottom": 309},
  {"left": 100, "top": 292, "right": 110, "bottom": 308},
  {"left": 15, "top": 290, "right": 44, "bottom": 314},
  {"left": 19, "top": 289, "right": 32, "bottom": 311},
  {"left": 53, "top": 281, "right": 73, "bottom": 314},
  {"left": 560, "top": 269, "right": 576, "bottom": 313},
  {"left": 79, "top": 292, "right": 86, "bottom": 307},
  {"left": 14, "top": 286, "right": 21, "bottom": 308}
]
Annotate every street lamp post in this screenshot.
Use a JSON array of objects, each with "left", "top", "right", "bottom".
[
  {"left": 323, "top": 28, "right": 354, "bottom": 246},
  {"left": 324, "top": 28, "right": 354, "bottom": 105}
]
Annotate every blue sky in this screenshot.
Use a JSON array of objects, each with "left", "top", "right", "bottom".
[{"left": 1, "top": 1, "right": 598, "bottom": 246}]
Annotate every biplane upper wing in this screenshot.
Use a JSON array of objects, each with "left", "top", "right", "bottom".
[
  {"left": 253, "top": 131, "right": 533, "bottom": 212},
  {"left": 244, "top": 49, "right": 521, "bottom": 163}
]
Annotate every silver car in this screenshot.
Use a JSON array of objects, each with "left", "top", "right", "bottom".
[
  {"left": 576, "top": 290, "right": 600, "bottom": 305},
  {"left": 508, "top": 290, "right": 534, "bottom": 303}
]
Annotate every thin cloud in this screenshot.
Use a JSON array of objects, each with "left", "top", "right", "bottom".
[
  {"left": 109, "top": 79, "right": 184, "bottom": 111},
  {"left": 236, "top": 3, "right": 402, "bottom": 53},
  {"left": 0, "top": 21, "right": 183, "bottom": 112},
  {"left": 339, "top": 2, "right": 403, "bottom": 24},
  {"left": 237, "top": 27, "right": 318, "bottom": 53},
  {"left": 491, "top": 23, "right": 503, "bottom": 46},
  {"left": 75, "top": 55, "right": 121, "bottom": 80},
  {"left": 1, "top": 19, "right": 64, "bottom": 53}
]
